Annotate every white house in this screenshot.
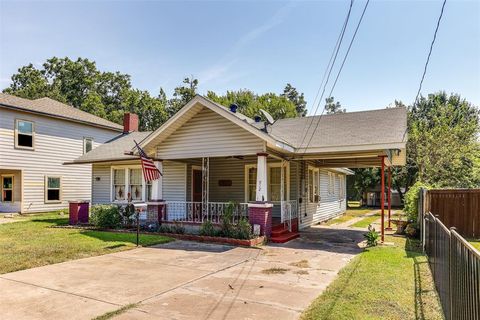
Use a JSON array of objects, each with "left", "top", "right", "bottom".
[
  {"left": 0, "top": 93, "right": 123, "bottom": 213},
  {"left": 69, "top": 95, "right": 407, "bottom": 242}
]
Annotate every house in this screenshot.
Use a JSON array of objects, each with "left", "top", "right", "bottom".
[
  {"left": 0, "top": 93, "right": 123, "bottom": 213},
  {"left": 69, "top": 95, "right": 407, "bottom": 241}
]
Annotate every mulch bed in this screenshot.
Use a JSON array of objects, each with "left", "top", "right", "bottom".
[{"left": 52, "top": 225, "right": 266, "bottom": 247}]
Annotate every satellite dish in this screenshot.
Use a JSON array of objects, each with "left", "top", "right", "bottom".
[{"left": 259, "top": 109, "right": 275, "bottom": 125}]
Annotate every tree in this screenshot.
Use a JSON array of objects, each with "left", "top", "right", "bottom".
[
  {"left": 348, "top": 168, "right": 380, "bottom": 204},
  {"left": 207, "top": 88, "right": 298, "bottom": 121},
  {"left": 282, "top": 83, "right": 307, "bottom": 116},
  {"left": 3, "top": 57, "right": 168, "bottom": 131},
  {"left": 325, "top": 96, "right": 345, "bottom": 114},
  {"left": 167, "top": 77, "right": 198, "bottom": 117}
]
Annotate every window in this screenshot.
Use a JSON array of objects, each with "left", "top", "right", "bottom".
[
  {"left": 83, "top": 137, "right": 93, "bottom": 154},
  {"left": 308, "top": 167, "right": 319, "bottom": 203},
  {"left": 2, "top": 176, "right": 13, "bottom": 202},
  {"left": 45, "top": 176, "right": 61, "bottom": 202},
  {"left": 146, "top": 180, "right": 153, "bottom": 201},
  {"left": 339, "top": 175, "right": 345, "bottom": 199},
  {"left": 269, "top": 166, "right": 287, "bottom": 202},
  {"left": 113, "top": 169, "right": 126, "bottom": 201},
  {"left": 246, "top": 166, "right": 257, "bottom": 202},
  {"left": 15, "top": 119, "right": 34, "bottom": 149},
  {"left": 129, "top": 168, "right": 143, "bottom": 201}
]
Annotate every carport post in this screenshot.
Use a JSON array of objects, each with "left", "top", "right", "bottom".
[
  {"left": 386, "top": 167, "right": 392, "bottom": 231},
  {"left": 380, "top": 156, "right": 385, "bottom": 242}
]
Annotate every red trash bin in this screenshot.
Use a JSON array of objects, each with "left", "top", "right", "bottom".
[{"left": 69, "top": 200, "right": 90, "bottom": 225}]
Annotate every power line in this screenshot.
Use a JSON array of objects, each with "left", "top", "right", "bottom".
[
  {"left": 414, "top": 0, "right": 447, "bottom": 106},
  {"left": 301, "top": 0, "right": 370, "bottom": 153},
  {"left": 297, "top": 0, "right": 354, "bottom": 150},
  {"left": 402, "top": 0, "right": 447, "bottom": 142}
]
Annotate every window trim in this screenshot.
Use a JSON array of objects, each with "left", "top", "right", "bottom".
[
  {"left": 14, "top": 119, "right": 35, "bottom": 150},
  {"left": 1, "top": 175, "right": 14, "bottom": 203},
  {"left": 110, "top": 165, "right": 146, "bottom": 203},
  {"left": 83, "top": 137, "right": 94, "bottom": 154},
  {"left": 308, "top": 166, "right": 320, "bottom": 204},
  {"left": 45, "top": 176, "right": 62, "bottom": 203},
  {"left": 244, "top": 162, "right": 290, "bottom": 203}
]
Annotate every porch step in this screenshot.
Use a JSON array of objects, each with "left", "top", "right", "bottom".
[
  {"left": 271, "top": 226, "right": 289, "bottom": 237},
  {"left": 270, "top": 231, "right": 300, "bottom": 243}
]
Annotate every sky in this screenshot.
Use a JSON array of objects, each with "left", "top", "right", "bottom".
[{"left": 0, "top": 0, "right": 479, "bottom": 113}]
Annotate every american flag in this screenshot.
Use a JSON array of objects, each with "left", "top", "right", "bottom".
[{"left": 134, "top": 141, "right": 162, "bottom": 182}]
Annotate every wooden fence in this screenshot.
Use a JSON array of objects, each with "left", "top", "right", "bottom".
[{"left": 425, "top": 189, "right": 480, "bottom": 238}]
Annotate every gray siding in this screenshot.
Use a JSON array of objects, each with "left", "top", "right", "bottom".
[
  {"left": 156, "top": 107, "right": 265, "bottom": 159},
  {"left": 298, "top": 162, "right": 348, "bottom": 229},
  {"left": 92, "top": 164, "right": 111, "bottom": 204},
  {"left": 0, "top": 108, "right": 118, "bottom": 213},
  {"left": 163, "top": 161, "right": 187, "bottom": 202}
]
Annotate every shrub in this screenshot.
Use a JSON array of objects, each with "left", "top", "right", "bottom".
[
  {"left": 363, "top": 225, "right": 380, "bottom": 247},
  {"left": 233, "top": 218, "right": 253, "bottom": 240},
  {"left": 90, "top": 205, "right": 122, "bottom": 229},
  {"left": 404, "top": 181, "right": 430, "bottom": 222},
  {"left": 200, "top": 220, "right": 218, "bottom": 237},
  {"left": 172, "top": 221, "right": 185, "bottom": 234},
  {"left": 118, "top": 203, "right": 135, "bottom": 227},
  {"left": 220, "top": 201, "right": 236, "bottom": 238},
  {"left": 158, "top": 224, "right": 173, "bottom": 233}
]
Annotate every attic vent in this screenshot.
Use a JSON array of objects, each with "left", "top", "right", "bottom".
[{"left": 229, "top": 103, "right": 238, "bottom": 113}]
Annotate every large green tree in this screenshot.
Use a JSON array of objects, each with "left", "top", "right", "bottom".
[
  {"left": 282, "top": 83, "right": 307, "bottom": 116},
  {"left": 3, "top": 57, "right": 166, "bottom": 131},
  {"left": 206, "top": 88, "right": 299, "bottom": 121}
]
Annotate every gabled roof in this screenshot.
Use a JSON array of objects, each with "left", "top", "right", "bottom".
[
  {"left": 66, "top": 131, "right": 152, "bottom": 164},
  {"left": 0, "top": 93, "right": 123, "bottom": 131}
]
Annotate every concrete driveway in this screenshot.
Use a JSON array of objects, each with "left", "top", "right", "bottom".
[{"left": 0, "top": 227, "right": 364, "bottom": 320}]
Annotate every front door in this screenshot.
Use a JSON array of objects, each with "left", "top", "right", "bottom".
[{"left": 192, "top": 168, "right": 202, "bottom": 202}]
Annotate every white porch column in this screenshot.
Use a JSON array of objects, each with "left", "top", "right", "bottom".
[
  {"left": 151, "top": 161, "right": 163, "bottom": 201},
  {"left": 255, "top": 153, "right": 268, "bottom": 202}
]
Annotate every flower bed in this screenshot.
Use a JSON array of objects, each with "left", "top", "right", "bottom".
[{"left": 52, "top": 225, "right": 266, "bottom": 247}]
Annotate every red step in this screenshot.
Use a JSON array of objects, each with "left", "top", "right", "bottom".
[{"left": 270, "top": 231, "right": 300, "bottom": 243}]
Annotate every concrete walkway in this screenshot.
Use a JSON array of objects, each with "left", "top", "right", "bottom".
[{"left": 0, "top": 227, "right": 364, "bottom": 320}]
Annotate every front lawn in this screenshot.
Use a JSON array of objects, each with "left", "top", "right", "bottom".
[
  {"left": 325, "top": 208, "right": 374, "bottom": 226},
  {"left": 0, "top": 212, "right": 172, "bottom": 274},
  {"left": 302, "top": 236, "right": 443, "bottom": 320},
  {"left": 350, "top": 213, "right": 380, "bottom": 228}
]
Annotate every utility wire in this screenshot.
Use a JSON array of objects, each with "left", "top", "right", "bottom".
[
  {"left": 402, "top": 0, "right": 447, "bottom": 141},
  {"left": 301, "top": 0, "right": 370, "bottom": 153},
  {"left": 297, "top": 0, "right": 354, "bottom": 150}
]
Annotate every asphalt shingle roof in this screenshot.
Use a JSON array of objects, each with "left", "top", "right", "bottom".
[
  {"left": 69, "top": 131, "right": 152, "bottom": 164},
  {"left": 0, "top": 93, "right": 123, "bottom": 131},
  {"left": 264, "top": 107, "right": 407, "bottom": 149}
]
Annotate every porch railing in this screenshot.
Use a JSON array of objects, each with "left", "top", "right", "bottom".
[
  {"left": 281, "top": 200, "right": 298, "bottom": 232},
  {"left": 164, "top": 201, "right": 248, "bottom": 224}
]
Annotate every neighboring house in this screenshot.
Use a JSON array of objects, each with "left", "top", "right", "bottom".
[
  {"left": 0, "top": 93, "right": 123, "bottom": 213},
  {"left": 69, "top": 95, "right": 407, "bottom": 241},
  {"left": 364, "top": 185, "right": 405, "bottom": 207}
]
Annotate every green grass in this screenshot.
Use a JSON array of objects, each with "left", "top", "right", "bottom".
[
  {"left": 325, "top": 208, "right": 375, "bottom": 226},
  {"left": 469, "top": 240, "right": 480, "bottom": 251},
  {"left": 301, "top": 236, "right": 444, "bottom": 320},
  {"left": 350, "top": 214, "right": 380, "bottom": 228},
  {"left": 92, "top": 303, "right": 139, "bottom": 320},
  {"left": 0, "top": 212, "right": 173, "bottom": 274},
  {"left": 347, "top": 201, "right": 361, "bottom": 208}
]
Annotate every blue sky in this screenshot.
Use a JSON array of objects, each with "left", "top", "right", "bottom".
[{"left": 0, "top": 0, "right": 479, "bottom": 113}]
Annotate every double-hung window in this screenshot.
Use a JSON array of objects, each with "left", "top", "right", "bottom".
[
  {"left": 45, "top": 176, "right": 61, "bottom": 203},
  {"left": 15, "top": 119, "right": 34, "bottom": 149},
  {"left": 269, "top": 166, "right": 288, "bottom": 202},
  {"left": 113, "top": 169, "right": 126, "bottom": 201},
  {"left": 2, "top": 176, "right": 13, "bottom": 202},
  {"left": 129, "top": 169, "right": 143, "bottom": 201},
  {"left": 83, "top": 137, "right": 93, "bottom": 154},
  {"left": 245, "top": 163, "right": 289, "bottom": 202},
  {"left": 308, "top": 167, "right": 320, "bottom": 203}
]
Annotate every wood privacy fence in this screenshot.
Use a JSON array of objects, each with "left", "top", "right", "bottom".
[
  {"left": 424, "top": 212, "right": 480, "bottom": 320},
  {"left": 424, "top": 189, "right": 480, "bottom": 238}
]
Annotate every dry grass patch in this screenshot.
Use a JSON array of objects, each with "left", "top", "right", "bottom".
[
  {"left": 295, "top": 270, "right": 309, "bottom": 275},
  {"left": 262, "top": 267, "right": 290, "bottom": 275},
  {"left": 290, "top": 259, "right": 310, "bottom": 268}
]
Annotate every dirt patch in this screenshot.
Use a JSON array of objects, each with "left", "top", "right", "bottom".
[
  {"left": 295, "top": 270, "right": 309, "bottom": 275},
  {"left": 261, "top": 267, "right": 290, "bottom": 275},
  {"left": 289, "top": 259, "right": 310, "bottom": 268}
]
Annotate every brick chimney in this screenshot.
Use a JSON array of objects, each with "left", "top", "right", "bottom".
[{"left": 123, "top": 113, "right": 139, "bottom": 133}]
